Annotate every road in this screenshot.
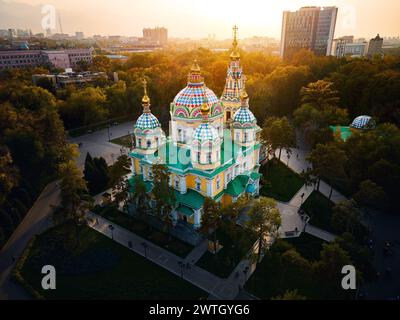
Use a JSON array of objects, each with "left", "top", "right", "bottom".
[
  {"left": 0, "top": 181, "right": 61, "bottom": 300},
  {"left": 68, "top": 121, "right": 134, "bottom": 169}
]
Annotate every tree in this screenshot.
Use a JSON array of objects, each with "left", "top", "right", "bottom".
[
  {"left": 56, "top": 146, "right": 93, "bottom": 246},
  {"left": 109, "top": 155, "right": 131, "bottom": 211},
  {"left": 313, "top": 243, "right": 353, "bottom": 299},
  {"left": 354, "top": 180, "right": 387, "bottom": 211},
  {"left": 261, "top": 117, "right": 296, "bottom": 160},
  {"left": 246, "top": 197, "right": 281, "bottom": 263},
  {"left": 306, "top": 142, "right": 348, "bottom": 198},
  {"left": 272, "top": 289, "right": 306, "bottom": 300},
  {"left": 58, "top": 87, "right": 108, "bottom": 128},
  {"left": 300, "top": 80, "right": 340, "bottom": 110},
  {"left": 331, "top": 200, "right": 362, "bottom": 235},
  {"left": 83, "top": 153, "right": 109, "bottom": 195},
  {"left": 200, "top": 197, "right": 221, "bottom": 253},
  {"left": 131, "top": 175, "right": 148, "bottom": 217},
  {"left": 0, "top": 147, "right": 19, "bottom": 206}
]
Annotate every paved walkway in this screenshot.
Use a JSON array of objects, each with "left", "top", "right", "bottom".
[
  {"left": 0, "top": 181, "right": 61, "bottom": 300},
  {"left": 304, "top": 224, "right": 336, "bottom": 242},
  {"left": 87, "top": 212, "right": 242, "bottom": 300},
  {"left": 69, "top": 121, "right": 134, "bottom": 170}
]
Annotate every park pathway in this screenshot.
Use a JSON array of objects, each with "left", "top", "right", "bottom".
[
  {"left": 0, "top": 181, "right": 61, "bottom": 300},
  {"left": 304, "top": 224, "right": 336, "bottom": 242},
  {"left": 87, "top": 212, "right": 242, "bottom": 300},
  {"left": 272, "top": 147, "right": 347, "bottom": 242}
]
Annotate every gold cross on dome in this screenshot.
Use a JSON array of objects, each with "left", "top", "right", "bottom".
[
  {"left": 142, "top": 78, "right": 148, "bottom": 95},
  {"left": 233, "top": 25, "right": 238, "bottom": 39}
]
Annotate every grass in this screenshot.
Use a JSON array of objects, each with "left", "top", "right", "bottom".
[
  {"left": 196, "top": 222, "right": 256, "bottom": 278},
  {"left": 301, "top": 191, "right": 334, "bottom": 232},
  {"left": 259, "top": 159, "right": 304, "bottom": 202},
  {"left": 93, "top": 205, "right": 193, "bottom": 258},
  {"left": 110, "top": 134, "right": 133, "bottom": 148},
  {"left": 21, "top": 222, "right": 206, "bottom": 299}
]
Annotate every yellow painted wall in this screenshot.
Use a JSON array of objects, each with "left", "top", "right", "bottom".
[
  {"left": 134, "top": 159, "right": 141, "bottom": 174},
  {"left": 212, "top": 173, "right": 224, "bottom": 196},
  {"left": 186, "top": 174, "right": 206, "bottom": 193}
]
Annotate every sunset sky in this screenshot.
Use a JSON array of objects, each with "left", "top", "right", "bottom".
[{"left": 1, "top": 0, "right": 399, "bottom": 39}]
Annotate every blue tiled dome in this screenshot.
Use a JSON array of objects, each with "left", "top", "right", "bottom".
[
  {"left": 135, "top": 113, "right": 161, "bottom": 130},
  {"left": 350, "top": 115, "right": 375, "bottom": 130},
  {"left": 192, "top": 123, "right": 219, "bottom": 142},
  {"left": 233, "top": 108, "right": 256, "bottom": 124}
]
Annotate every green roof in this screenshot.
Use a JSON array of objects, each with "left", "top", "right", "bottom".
[
  {"left": 176, "top": 205, "right": 194, "bottom": 217},
  {"left": 175, "top": 189, "right": 205, "bottom": 210},
  {"left": 226, "top": 175, "right": 248, "bottom": 197},
  {"left": 250, "top": 172, "right": 262, "bottom": 180},
  {"left": 330, "top": 126, "right": 353, "bottom": 142}
]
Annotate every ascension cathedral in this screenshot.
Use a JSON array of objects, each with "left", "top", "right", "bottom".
[{"left": 129, "top": 26, "right": 262, "bottom": 229}]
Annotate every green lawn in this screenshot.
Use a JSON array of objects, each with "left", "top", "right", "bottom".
[
  {"left": 20, "top": 222, "right": 206, "bottom": 299},
  {"left": 259, "top": 159, "right": 304, "bottom": 202},
  {"left": 110, "top": 134, "right": 133, "bottom": 148},
  {"left": 301, "top": 191, "right": 334, "bottom": 232},
  {"left": 285, "top": 233, "right": 327, "bottom": 261},
  {"left": 93, "top": 205, "right": 193, "bottom": 258},
  {"left": 196, "top": 223, "right": 255, "bottom": 278}
]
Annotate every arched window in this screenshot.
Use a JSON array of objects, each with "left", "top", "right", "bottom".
[
  {"left": 216, "top": 176, "right": 221, "bottom": 190},
  {"left": 174, "top": 177, "right": 180, "bottom": 189},
  {"left": 207, "top": 152, "right": 212, "bottom": 164},
  {"left": 197, "top": 151, "right": 201, "bottom": 163},
  {"left": 147, "top": 140, "right": 151, "bottom": 148},
  {"left": 138, "top": 138, "right": 142, "bottom": 147},
  {"left": 195, "top": 178, "right": 201, "bottom": 191}
]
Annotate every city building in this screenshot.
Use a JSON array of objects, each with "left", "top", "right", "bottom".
[
  {"left": 280, "top": 6, "right": 338, "bottom": 59},
  {"left": 75, "top": 32, "right": 85, "bottom": 40},
  {"left": 128, "top": 27, "right": 261, "bottom": 228},
  {"left": 32, "top": 70, "right": 107, "bottom": 88},
  {"left": 0, "top": 48, "right": 94, "bottom": 70},
  {"left": 143, "top": 27, "right": 168, "bottom": 45},
  {"left": 367, "top": 34, "right": 384, "bottom": 58},
  {"left": 332, "top": 37, "right": 368, "bottom": 58}
]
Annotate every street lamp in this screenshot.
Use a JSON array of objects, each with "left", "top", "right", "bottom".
[
  {"left": 108, "top": 224, "right": 115, "bottom": 240},
  {"left": 141, "top": 242, "right": 148, "bottom": 258}
]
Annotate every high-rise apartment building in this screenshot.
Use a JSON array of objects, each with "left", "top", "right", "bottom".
[
  {"left": 367, "top": 34, "right": 384, "bottom": 58},
  {"left": 280, "top": 6, "right": 338, "bottom": 59},
  {"left": 143, "top": 27, "right": 168, "bottom": 45}
]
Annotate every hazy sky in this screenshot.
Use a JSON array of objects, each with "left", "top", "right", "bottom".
[{"left": 1, "top": 0, "right": 400, "bottom": 39}]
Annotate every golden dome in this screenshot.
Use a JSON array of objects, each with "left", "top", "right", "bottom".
[
  {"left": 200, "top": 85, "right": 210, "bottom": 120},
  {"left": 240, "top": 89, "right": 248, "bottom": 100},
  {"left": 190, "top": 59, "right": 201, "bottom": 74}
]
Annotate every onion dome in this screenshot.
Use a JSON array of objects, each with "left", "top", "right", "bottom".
[
  {"left": 172, "top": 60, "right": 221, "bottom": 120},
  {"left": 192, "top": 87, "right": 219, "bottom": 142},
  {"left": 233, "top": 90, "right": 256, "bottom": 126},
  {"left": 135, "top": 79, "right": 161, "bottom": 130},
  {"left": 350, "top": 115, "right": 376, "bottom": 130}
]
